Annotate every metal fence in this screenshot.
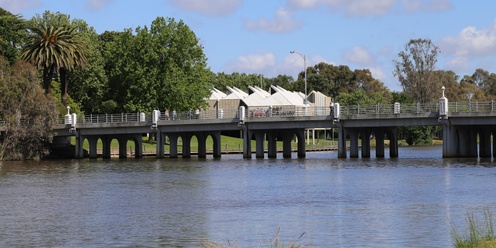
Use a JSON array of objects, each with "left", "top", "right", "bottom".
[
  {"left": 448, "top": 101, "right": 496, "bottom": 113},
  {"left": 339, "top": 103, "right": 440, "bottom": 115},
  {"left": 14, "top": 101, "right": 496, "bottom": 126}
]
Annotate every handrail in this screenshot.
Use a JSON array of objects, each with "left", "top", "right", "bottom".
[{"left": 4, "top": 101, "right": 496, "bottom": 126}]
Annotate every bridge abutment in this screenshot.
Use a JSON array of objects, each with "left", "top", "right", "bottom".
[{"left": 441, "top": 122, "right": 495, "bottom": 158}]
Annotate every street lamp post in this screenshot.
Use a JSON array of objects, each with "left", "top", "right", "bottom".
[{"left": 290, "top": 50, "right": 307, "bottom": 105}]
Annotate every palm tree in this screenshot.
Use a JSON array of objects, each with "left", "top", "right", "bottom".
[{"left": 21, "top": 25, "right": 88, "bottom": 105}]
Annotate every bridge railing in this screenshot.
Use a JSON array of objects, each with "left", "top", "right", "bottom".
[
  {"left": 45, "top": 101, "right": 496, "bottom": 126},
  {"left": 448, "top": 101, "right": 496, "bottom": 113},
  {"left": 339, "top": 103, "right": 439, "bottom": 115}
]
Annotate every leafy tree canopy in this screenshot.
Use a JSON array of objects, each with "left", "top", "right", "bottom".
[
  {"left": 0, "top": 56, "right": 58, "bottom": 160},
  {"left": 393, "top": 38, "right": 440, "bottom": 103},
  {"left": 0, "top": 8, "right": 27, "bottom": 64},
  {"left": 103, "top": 17, "right": 213, "bottom": 112}
]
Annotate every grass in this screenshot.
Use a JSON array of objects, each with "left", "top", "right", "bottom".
[
  {"left": 72, "top": 135, "right": 442, "bottom": 156},
  {"left": 199, "top": 227, "right": 309, "bottom": 248},
  {"left": 452, "top": 208, "right": 496, "bottom": 248},
  {"left": 73, "top": 135, "right": 338, "bottom": 155}
]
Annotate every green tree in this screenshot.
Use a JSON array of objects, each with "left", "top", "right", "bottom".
[
  {"left": 66, "top": 19, "right": 107, "bottom": 113},
  {"left": 404, "top": 126, "right": 432, "bottom": 146},
  {"left": 0, "top": 56, "right": 58, "bottom": 160},
  {"left": 394, "top": 38, "right": 440, "bottom": 103},
  {"left": 21, "top": 24, "right": 88, "bottom": 105},
  {"left": 270, "top": 74, "right": 294, "bottom": 89},
  {"left": 104, "top": 17, "right": 212, "bottom": 112},
  {"left": 0, "top": 8, "right": 27, "bottom": 64},
  {"left": 22, "top": 11, "right": 89, "bottom": 106}
]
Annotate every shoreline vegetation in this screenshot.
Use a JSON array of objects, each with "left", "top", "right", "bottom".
[
  {"left": 71, "top": 136, "right": 443, "bottom": 158},
  {"left": 199, "top": 227, "right": 309, "bottom": 248},
  {"left": 452, "top": 209, "right": 496, "bottom": 248}
]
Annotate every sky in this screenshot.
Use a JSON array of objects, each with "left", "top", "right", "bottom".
[{"left": 2, "top": 0, "right": 496, "bottom": 92}]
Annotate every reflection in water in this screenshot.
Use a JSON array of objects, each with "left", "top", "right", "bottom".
[{"left": 0, "top": 146, "right": 495, "bottom": 247}]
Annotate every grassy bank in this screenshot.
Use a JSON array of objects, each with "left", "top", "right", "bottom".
[{"left": 72, "top": 136, "right": 442, "bottom": 155}]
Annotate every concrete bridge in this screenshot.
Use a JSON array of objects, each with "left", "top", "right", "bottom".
[{"left": 51, "top": 95, "right": 496, "bottom": 159}]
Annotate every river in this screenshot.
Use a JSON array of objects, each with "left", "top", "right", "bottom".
[{"left": 0, "top": 145, "right": 495, "bottom": 247}]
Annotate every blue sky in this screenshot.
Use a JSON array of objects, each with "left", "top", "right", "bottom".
[{"left": 2, "top": 0, "right": 496, "bottom": 91}]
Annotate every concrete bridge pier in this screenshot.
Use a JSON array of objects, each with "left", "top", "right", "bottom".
[
  {"left": 337, "top": 126, "right": 347, "bottom": 158},
  {"left": 117, "top": 135, "right": 142, "bottom": 158},
  {"left": 156, "top": 131, "right": 165, "bottom": 158},
  {"left": 210, "top": 131, "right": 222, "bottom": 159},
  {"left": 468, "top": 129, "right": 478, "bottom": 158},
  {"left": 254, "top": 131, "right": 265, "bottom": 158},
  {"left": 493, "top": 129, "right": 496, "bottom": 158},
  {"left": 168, "top": 133, "right": 179, "bottom": 158},
  {"left": 241, "top": 128, "right": 305, "bottom": 159},
  {"left": 479, "top": 129, "right": 491, "bottom": 158},
  {"left": 442, "top": 124, "right": 495, "bottom": 158},
  {"left": 196, "top": 132, "right": 207, "bottom": 158},
  {"left": 442, "top": 122, "right": 458, "bottom": 158},
  {"left": 74, "top": 134, "right": 143, "bottom": 159},
  {"left": 182, "top": 133, "right": 192, "bottom": 158},
  {"left": 361, "top": 128, "right": 371, "bottom": 158},
  {"left": 375, "top": 129, "right": 385, "bottom": 158},
  {"left": 242, "top": 127, "right": 252, "bottom": 159},
  {"left": 348, "top": 129, "right": 359, "bottom": 158},
  {"left": 102, "top": 136, "right": 111, "bottom": 159},
  {"left": 282, "top": 133, "right": 292, "bottom": 158},
  {"left": 267, "top": 131, "right": 277, "bottom": 158},
  {"left": 87, "top": 136, "right": 99, "bottom": 159},
  {"left": 295, "top": 129, "right": 306, "bottom": 158},
  {"left": 336, "top": 127, "right": 398, "bottom": 158},
  {"left": 75, "top": 133, "right": 84, "bottom": 159},
  {"left": 388, "top": 128, "right": 399, "bottom": 158}
]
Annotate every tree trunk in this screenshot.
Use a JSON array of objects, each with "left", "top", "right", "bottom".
[
  {"left": 42, "top": 65, "right": 54, "bottom": 95},
  {"left": 59, "top": 67, "right": 68, "bottom": 106}
]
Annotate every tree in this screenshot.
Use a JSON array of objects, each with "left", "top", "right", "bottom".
[
  {"left": 21, "top": 24, "right": 88, "bottom": 105},
  {"left": 66, "top": 19, "right": 108, "bottom": 114},
  {"left": 0, "top": 56, "right": 58, "bottom": 160},
  {"left": 270, "top": 74, "right": 294, "bottom": 90},
  {"left": 103, "top": 17, "right": 212, "bottom": 112},
  {"left": 0, "top": 8, "right": 27, "bottom": 64},
  {"left": 22, "top": 11, "right": 89, "bottom": 106},
  {"left": 394, "top": 38, "right": 440, "bottom": 103}
]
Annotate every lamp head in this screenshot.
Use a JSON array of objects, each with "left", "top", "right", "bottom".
[{"left": 290, "top": 51, "right": 295, "bottom": 54}]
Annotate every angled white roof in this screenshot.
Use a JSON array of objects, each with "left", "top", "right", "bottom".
[
  {"left": 224, "top": 86, "right": 249, "bottom": 99},
  {"left": 242, "top": 86, "right": 270, "bottom": 106},
  {"left": 210, "top": 85, "right": 324, "bottom": 107},
  {"left": 209, "top": 88, "right": 227, "bottom": 100}
]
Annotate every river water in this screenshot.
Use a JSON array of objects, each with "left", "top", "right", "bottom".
[{"left": 0, "top": 146, "right": 495, "bottom": 247}]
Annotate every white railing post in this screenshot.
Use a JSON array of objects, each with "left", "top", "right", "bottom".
[
  {"left": 394, "top": 102, "right": 401, "bottom": 114},
  {"left": 333, "top": 103, "right": 340, "bottom": 119}
]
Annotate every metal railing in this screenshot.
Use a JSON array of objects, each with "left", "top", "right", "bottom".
[
  {"left": 5, "top": 101, "right": 496, "bottom": 127},
  {"left": 448, "top": 101, "right": 496, "bottom": 113},
  {"left": 339, "top": 103, "right": 440, "bottom": 116}
]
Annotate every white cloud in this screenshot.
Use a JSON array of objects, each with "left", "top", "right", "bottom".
[
  {"left": 0, "top": 0, "right": 41, "bottom": 13},
  {"left": 223, "top": 52, "right": 330, "bottom": 79},
  {"left": 86, "top": 0, "right": 114, "bottom": 10},
  {"left": 287, "top": 0, "right": 451, "bottom": 16},
  {"left": 225, "top": 52, "right": 277, "bottom": 73},
  {"left": 287, "top": 0, "right": 395, "bottom": 16},
  {"left": 168, "top": 0, "right": 243, "bottom": 17},
  {"left": 368, "top": 67, "right": 387, "bottom": 81},
  {"left": 401, "top": 0, "right": 453, "bottom": 13},
  {"left": 344, "top": 46, "right": 375, "bottom": 65},
  {"left": 439, "top": 20, "right": 496, "bottom": 71},
  {"left": 244, "top": 7, "right": 301, "bottom": 33}
]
